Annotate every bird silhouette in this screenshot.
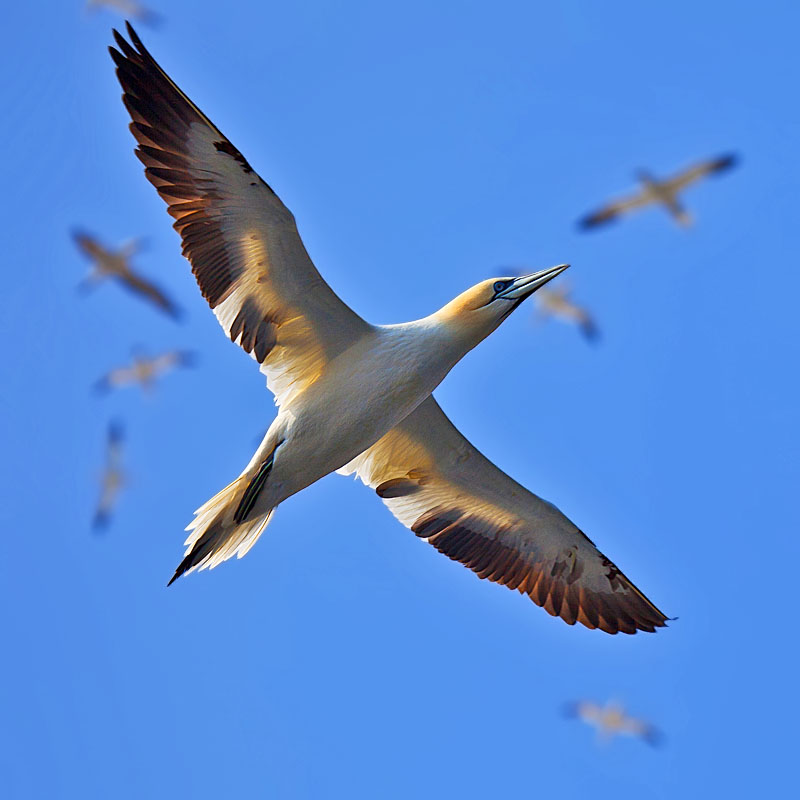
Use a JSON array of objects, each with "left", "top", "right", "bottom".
[
  {"left": 535, "top": 284, "right": 599, "bottom": 342},
  {"left": 94, "top": 348, "right": 196, "bottom": 394},
  {"left": 109, "top": 24, "right": 668, "bottom": 634},
  {"left": 564, "top": 700, "right": 663, "bottom": 747},
  {"left": 579, "top": 153, "right": 738, "bottom": 229},
  {"left": 73, "top": 230, "right": 181, "bottom": 319},
  {"left": 93, "top": 421, "right": 127, "bottom": 531}
]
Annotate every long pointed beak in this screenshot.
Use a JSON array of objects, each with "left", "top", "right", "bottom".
[{"left": 498, "top": 263, "right": 570, "bottom": 300}]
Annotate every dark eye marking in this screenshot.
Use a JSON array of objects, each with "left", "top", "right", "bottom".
[{"left": 493, "top": 279, "right": 512, "bottom": 294}]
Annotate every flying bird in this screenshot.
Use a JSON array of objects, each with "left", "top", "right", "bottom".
[
  {"left": 579, "top": 153, "right": 738, "bottom": 229},
  {"left": 73, "top": 230, "right": 181, "bottom": 319},
  {"left": 535, "top": 284, "right": 599, "bottom": 342},
  {"left": 94, "top": 348, "right": 195, "bottom": 394},
  {"left": 86, "top": 0, "right": 161, "bottom": 27},
  {"left": 93, "top": 421, "right": 127, "bottom": 531},
  {"left": 564, "top": 700, "right": 663, "bottom": 747},
  {"left": 110, "top": 24, "right": 668, "bottom": 634}
]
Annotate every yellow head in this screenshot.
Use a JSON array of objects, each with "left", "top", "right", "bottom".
[{"left": 434, "top": 264, "right": 570, "bottom": 348}]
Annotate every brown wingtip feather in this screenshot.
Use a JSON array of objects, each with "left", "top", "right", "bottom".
[
  {"left": 578, "top": 209, "right": 619, "bottom": 230},
  {"left": 710, "top": 153, "right": 739, "bottom": 173},
  {"left": 415, "top": 511, "right": 668, "bottom": 634}
]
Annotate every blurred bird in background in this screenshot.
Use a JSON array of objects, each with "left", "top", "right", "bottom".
[
  {"left": 94, "top": 348, "right": 196, "bottom": 395},
  {"left": 534, "top": 283, "right": 599, "bottom": 342},
  {"left": 73, "top": 230, "right": 181, "bottom": 319},
  {"left": 86, "top": 0, "right": 161, "bottom": 27},
  {"left": 579, "top": 153, "right": 738, "bottom": 229},
  {"left": 93, "top": 421, "right": 127, "bottom": 531},
  {"left": 564, "top": 699, "right": 663, "bottom": 747}
]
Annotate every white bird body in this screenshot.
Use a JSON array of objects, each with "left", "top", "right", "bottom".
[
  {"left": 250, "top": 322, "right": 451, "bottom": 504},
  {"left": 200, "top": 297, "right": 516, "bottom": 533},
  {"left": 111, "top": 25, "right": 669, "bottom": 633}
]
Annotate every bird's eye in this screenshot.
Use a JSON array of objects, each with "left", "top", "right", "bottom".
[{"left": 493, "top": 280, "right": 510, "bottom": 293}]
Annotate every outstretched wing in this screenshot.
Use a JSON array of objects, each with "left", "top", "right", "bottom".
[
  {"left": 340, "top": 397, "right": 668, "bottom": 634},
  {"left": 563, "top": 700, "right": 603, "bottom": 722},
  {"left": 150, "top": 349, "right": 196, "bottom": 373},
  {"left": 110, "top": 24, "right": 371, "bottom": 407},
  {"left": 662, "top": 153, "right": 738, "bottom": 194},
  {"left": 118, "top": 266, "right": 183, "bottom": 319},
  {"left": 622, "top": 716, "right": 664, "bottom": 747},
  {"left": 72, "top": 230, "right": 106, "bottom": 261},
  {"left": 578, "top": 189, "right": 653, "bottom": 229},
  {"left": 93, "top": 365, "right": 134, "bottom": 394}
]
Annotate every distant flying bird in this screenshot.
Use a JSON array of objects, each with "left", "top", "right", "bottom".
[
  {"left": 564, "top": 700, "right": 663, "bottom": 747},
  {"left": 579, "top": 153, "right": 738, "bottom": 229},
  {"left": 94, "top": 349, "right": 196, "bottom": 394},
  {"left": 86, "top": 0, "right": 161, "bottom": 27},
  {"left": 110, "top": 24, "right": 668, "bottom": 634},
  {"left": 93, "top": 421, "right": 126, "bottom": 531},
  {"left": 535, "top": 284, "right": 599, "bottom": 342},
  {"left": 73, "top": 230, "right": 181, "bottom": 319}
]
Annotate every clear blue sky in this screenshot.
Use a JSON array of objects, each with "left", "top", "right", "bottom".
[{"left": 2, "top": 1, "right": 798, "bottom": 797}]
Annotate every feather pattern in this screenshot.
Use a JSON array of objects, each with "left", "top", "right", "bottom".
[{"left": 340, "top": 397, "right": 668, "bottom": 634}]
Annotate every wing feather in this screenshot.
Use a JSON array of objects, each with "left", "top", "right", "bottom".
[
  {"left": 578, "top": 189, "right": 654, "bottom": 228},
  {"left": 110, "top": 24, "right": 370, "bottom": 406},
  {"left": 662, "top": 153, "right": 738, "bottom": 193},
  {"left": 340, "top": 397, "right": 668, "bottom": 634}
]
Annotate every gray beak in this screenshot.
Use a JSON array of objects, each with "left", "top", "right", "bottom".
[{"left": 497, "top": 264, "right": 570, "bottom": 300}]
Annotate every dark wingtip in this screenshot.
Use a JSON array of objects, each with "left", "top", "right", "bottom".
[
  {"left": 714, "top": 153, "right": 739, "bottom": 172},
  {"left": 92, "top": 378, "right": 110, "bottom": 395},
  {"left": 577, "top": 216, "right": 600, "bottom": 231},
  {"left": 561, "top": 702, "right": 580, "bottom": 719},
  {"left": 126, "top": 20, "right": 146, "bottom": 52},
  {"left": 108, "top": 419, "right": 124, "bottom": 443},
  {"left": 581, "top": 320, "right": 601, "bottom": 343},
  {"left": 577, "top": 213, "right": 615, "bottom": 231},
  {"left": 177, "top": 350, "right": 198, "bottom": 367},
  {"left": 92, "top": 512, "right": 110, "bottom": 532},
  {"left": 644, "top": 728, "right": 666, "bottom": 748},
  {"left": 167, "top": 559, "right": 189, "bottom": 586},
  {"left": 111, "top": 27, "right": 127, "bottom": 51}
]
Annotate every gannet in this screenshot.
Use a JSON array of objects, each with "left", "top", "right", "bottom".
[
  {"left": 110, "top": 24, "right": 668, "bottom": 634},
  {"left": 93, "top": 421, "right": 126, "bottom": 531},
  {"left": 579, "top": 153, "right": 738, "bottom": 229},
  {"left": 73, "top": 230, "right": 181, "bottom": 319},
  {"left": 564, "top": 700, "right": 663, "bottom": 746},
  {"left": 94, "top": 348, "right": 195, "bottom": 394},
  {"left": 535, "top": 283, "right": 599, "bottom": 342},
  {"left": 87, "top": 0, "right": 161, "bottom": 27}
]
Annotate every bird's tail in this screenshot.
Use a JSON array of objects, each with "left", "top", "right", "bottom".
[{"left": 168, "top": 471, "right": 277, "bottom": 585}]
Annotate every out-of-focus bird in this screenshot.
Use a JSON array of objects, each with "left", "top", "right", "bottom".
[
  {"left": 93, "top": 422, "right": 127, "bottom": 531},
  {"left": 535, "top": 284, "right": 599, "bottom": 342},
  {"left": 73, "top": 230, "right": 181, "bottom": 319},
  {"left": 109, "top": 24, "right": 668, "bottom": 634},
  {"left": 564, "top": 700, "right": 663, "bottom": 747},
  {"left": 86, "top": 0, "right": 161, "bottom": 27},
  {"left": 579, "top": 153, "right": 738, "bottom": 229},
  {"left": 94, "top": 349, "right": 196, "bottom": 394}
]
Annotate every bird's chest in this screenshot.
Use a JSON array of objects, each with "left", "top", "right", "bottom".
[{"left": 288, "top": 332, "right": 451, "bottom": 471}]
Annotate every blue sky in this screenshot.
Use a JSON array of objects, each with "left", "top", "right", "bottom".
[{"left": 2, "top": 1, "right": 799, "bottom": 797}]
